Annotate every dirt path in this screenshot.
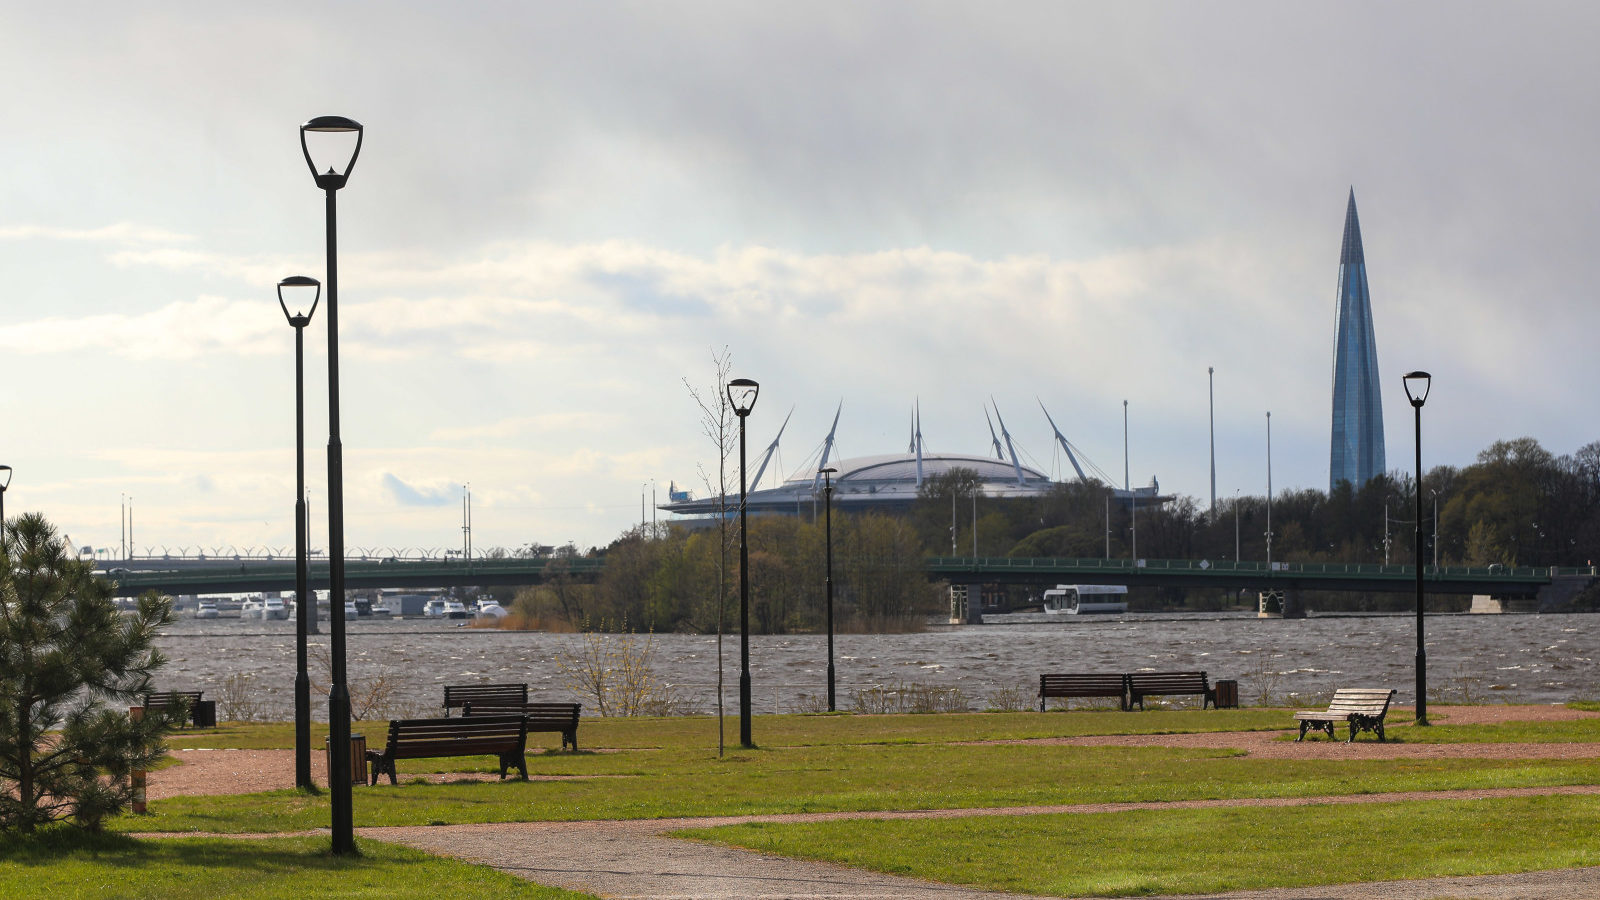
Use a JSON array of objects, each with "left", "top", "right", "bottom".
[{"left": 365, "top": 794, "right": 1600, "bottom": 900}]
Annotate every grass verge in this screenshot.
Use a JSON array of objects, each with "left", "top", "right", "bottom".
[
  {"left": 166, "top": 708, "right": 1294, "bottom": 752},
  {"left": 123, "top": 739, "right": 1600, "bottom": 833},
  {"left": 679, "top": 794, "right": 1600, "bottom": 897},
  {"left": 1299, "top": 717, "right": 1600, "bottom": 744},
  {"left": 0, "top": 827, "right": 592, "bottom": 899}
]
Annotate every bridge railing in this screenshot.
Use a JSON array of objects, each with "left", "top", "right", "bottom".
[
  {"left": 107, "top": 556, "right": 607, "bottom": 591},
  {"left": 925, "top": 556, "right": 1558, "bottom": 581}
]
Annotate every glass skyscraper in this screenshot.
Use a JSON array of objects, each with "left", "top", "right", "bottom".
[{"left": 1329, "top": 188, "right": 1385, "bottom": 491}]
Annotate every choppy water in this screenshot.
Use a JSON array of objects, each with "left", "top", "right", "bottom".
[{"left": 153, "top": 611, "right": 1597, "bottom": 721}]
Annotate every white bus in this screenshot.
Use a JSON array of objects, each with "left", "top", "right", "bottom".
[{"left": 1041, "top": 584, "right": 1128, "bottom": 615}]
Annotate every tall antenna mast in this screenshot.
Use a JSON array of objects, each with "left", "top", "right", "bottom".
[
  {"left": 914, "top": 399, "right": 924, "bottom": 488},
  {"left": 812, "top": 401, "right": 842, "bottom": 492},
  {"left": 748, "top": 405, "right": 793, "bottom": 491},
  {"left": 991, "top": 398, "right": 1026, "bottom": 486},
  {"left": 985, "top": 408, "right": 1004, "bottom": 460},
  {"left": 1038, "top": 400, "right": 1089, "bottom": 482}
]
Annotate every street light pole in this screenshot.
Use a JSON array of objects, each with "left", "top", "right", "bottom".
[
  {"left": 1125, "top": 400, "right": 1135, "bottom": 561},
  {"left": 727, "top": 378, "right": 759, "bottom": 748},
  {"left": 1265, "top": 412, "right": 1273, "bottom": 568},
  {"left": 277, "top": 275, "right": 320, "bottom": 792},
  {"left": 1404, "top": 371, "right": 1433, "bottom": 726},
  {"left": 300, "top": 114, "right": 363, "bottom": 854},
  {"left": 821, "top": 466, "right": 837, "bottom": 712},
  {"left": 0, "top": 466, "right": 12, "bottom": 549},
  {"left": 1431, "top": 489, "right": 1439, "bottom": 570},
  {"left": 1208, "top": 366, "right": 1216, "bottom": 518}
]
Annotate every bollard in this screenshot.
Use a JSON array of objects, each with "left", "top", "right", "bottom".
[{"left": 129, "top": 706, "right": 147, "bottom": 814}]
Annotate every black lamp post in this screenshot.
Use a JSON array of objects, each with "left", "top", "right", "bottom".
[
  {"left": 0, "top": 466, "right": 12, "bottom": 546},
  {"left": 727, "top": 377, "right": 758, "bottom": 748},
  {"left": 820, "top": 466, "right": 837, "bottom": 712},
  {"left": 300, "top": 114, "right": 363, "bottom": 853},
  {"left": 277, "top": 275, "right": 319, "bottom": 791},
  {"left": 1404, "top": 370, "right": 1432, "bottom": 726}
]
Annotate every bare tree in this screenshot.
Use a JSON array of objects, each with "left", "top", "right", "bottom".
[{"left": 684, "top": 346, "right": 735, "bottom": 756}]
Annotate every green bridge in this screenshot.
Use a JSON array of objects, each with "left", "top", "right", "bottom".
[
  {"left": 106, "top": 555, "right": 1573, "bottom": 599},
  {"left": 927, "top": 557, "right": 1574, "bottom": 597}
]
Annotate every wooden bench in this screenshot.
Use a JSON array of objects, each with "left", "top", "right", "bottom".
[
  {"left": 365, "top": 715, "right": 529, "bottom": 785},
  {"left": 144, "top": 691, "right": 216, "bottom": 728},
  {"left": 1126, "top": 671, "right": 1215, "bottom": 710},
  {"left": 1039, "top": 674, "right": 1129, "bottom": 711},
  {"left": 1293, "top": 688, "right": 1397, "bottom": 742},
  {"left": 464, "top": 701, "right": 583, "bottom": 751},
  {"left": 442, "top": 682, "right": 527, "bottom": 716}
]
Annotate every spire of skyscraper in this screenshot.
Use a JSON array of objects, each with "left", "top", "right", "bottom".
[{"left": 1330, "top": 188, "right": 1385, "bottom": 491}]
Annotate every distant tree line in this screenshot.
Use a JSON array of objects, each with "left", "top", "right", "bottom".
[{"left": 505, "top": 436, "right": 1600, "bottom": 632}]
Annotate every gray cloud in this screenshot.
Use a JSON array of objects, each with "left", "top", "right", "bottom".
[{"left": 382, "top": 474, "right": 454, "bottom": 508}]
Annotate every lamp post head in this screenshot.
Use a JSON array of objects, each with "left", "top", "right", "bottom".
[
  {"left": 1403, "top": 370, "right": 1432, "bottom": 408},
  {"left": 277, "top": 276, "right": 321, "bottom": 328},
  {"left": 0, "top": 465, "right": 11, "bottom": 491},
  {"left": 300, "top": 116, "right": 364, "bottom": 190},
  {"left": 727, "top": 378, "right": 759, "bottom": 418},
  {"left": 820, "top": 466, "right": 836, "bottom": 493}
]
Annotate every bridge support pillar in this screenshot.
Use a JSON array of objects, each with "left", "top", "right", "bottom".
[
  {"left": 1282, "top": 589, "right": 1306, "bottom": 619},
  {"left": 948, "top": 584, "right": 983, "bottom": 625},
  {"left": 1469, "top": 594, "right": 1504, "bottom": 614}
]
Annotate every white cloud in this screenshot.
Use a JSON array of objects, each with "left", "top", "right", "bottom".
[
  {"left": 0, "top": 222, "right": 193, "bottom": 244},
  {"left": 6, "top": 4, "right": 1600, "bottom": 553}
]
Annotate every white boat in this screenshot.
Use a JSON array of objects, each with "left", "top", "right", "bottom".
[
  {"left": 473, "top": 598, "right": 508, "bottom": 620},
  {"left": 240, "top": 597, "right": 266, "bottom": 618},
  {"left": 262, "top": 597, "right": 290, "bottom": 620},
  {"left": 1041, "top": 584, "right": 1128, "bottom": 615},
  {"left": 195, "top": 599, "right": 220, "bottom": 619},
  {"left": 423, "top": 599, "right": 447, "bottom": 618},
  {"left": 443, "top": 600, "right": 468, "bottom": 619}
]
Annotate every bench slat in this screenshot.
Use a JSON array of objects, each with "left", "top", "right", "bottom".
[
  {"left": 1039, "top": 674, "right": 1129, "bottom": 711},
  {"left": 367, "top": 715, "right": 530, "bottom": 785},
  {"left": 1127, "top": 671, "right": 1213, "bottom": 710},
  {"left": 1294, "top": 688, "right": 1396, "bottom": 743},
  {"left": 462, "top": 701, "right": 583, "bottom": 750},
  {"left": 443, "top": 683, "right": 528, "bottom": 714}
]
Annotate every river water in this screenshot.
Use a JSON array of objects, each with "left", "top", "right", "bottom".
[{"left": 153, "top": 611, "right": 1596, "bottom": 721}]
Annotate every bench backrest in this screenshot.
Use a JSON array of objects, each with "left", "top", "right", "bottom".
[
  {"left": 145, "top": 691, "right": 203, "bottom": 708},
  {"left": 383, "top": 715, "right": 527, "bottom": 759},
  {"left": 464, "top": 701, "right": 582, "bottom": 727},
  {"left": 443, "top": 683, "right": 528, "bottom": 712},
  {"left": 1127, "top": 671, "right": 1209, "bottom": 694},
  {"left": 1040, "top": 674, "right": 1127, "bottom": 696},
  {"left": 1324, "top": 688, "right": 1395, "bottom": 717}
]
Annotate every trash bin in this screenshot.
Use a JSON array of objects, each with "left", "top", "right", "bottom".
[
  {"left": 1214, "top": 679, "right": 1239, "bottom": 709},
  {"left": 192, "top": 700, "right": 217, "bottom": 729},
  {"left": 325, "top": 733, "right": 368, "bottom": 786}
]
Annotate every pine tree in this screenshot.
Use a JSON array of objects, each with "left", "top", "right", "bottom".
[{"left": 0, "top": 512, "right": 175, "bottom": 831}]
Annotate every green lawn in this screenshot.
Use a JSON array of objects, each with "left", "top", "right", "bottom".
[
  {"left": 0, "top": 828, "right": 592, "bottom": 900},
  {"left": 126, "top": 737, "right": 1599, "bottom": 833},
  {"left": 681, "top": 794, "right": 1600, "bottom": 897},
  {"left": 1365, "top": 717, "right": 1600, "bottom": 743},
  {"left": 66, "top": 707, "right": 1600, "bottom": 897},
  {"left": 167, "top": 708, "right": 1295, "bottom": 752}
]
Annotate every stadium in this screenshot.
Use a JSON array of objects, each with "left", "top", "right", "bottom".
[{"left": 660, "top": 402, "right": 1170, "bottom": 523}]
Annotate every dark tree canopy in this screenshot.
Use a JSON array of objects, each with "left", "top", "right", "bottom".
[{"left": 1, "top": 512, "right": 175, "bottom": 831}]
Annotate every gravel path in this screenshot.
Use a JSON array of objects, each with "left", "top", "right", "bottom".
[
  {"left": 365, "top": 801, "right": 1600, "bottom": 900},
  {"left": 367, "top": 819, "right": 1041, "bottom": 899},
  {"left": 146, "top": 705, "right": 1600, "bottom": 898}
]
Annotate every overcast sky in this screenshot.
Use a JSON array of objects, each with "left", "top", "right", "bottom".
[{"left": 3, "top": 2, "right": 1597, "bottom": 556}]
